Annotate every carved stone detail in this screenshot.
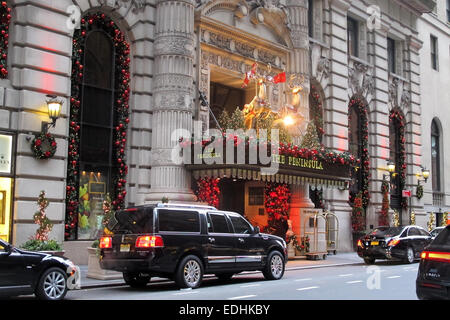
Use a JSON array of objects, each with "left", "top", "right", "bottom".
[
  {"left": 348, "top": 61, "right": 374, "bottom": 98},
  {"left": 98, "top": 0, "right": 146, "bottom": 13}
]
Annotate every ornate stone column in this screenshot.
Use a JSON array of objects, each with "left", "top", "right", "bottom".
[
  {"left": 285, "top": 1, "right": 315, "bottom": 245},
  {"left": 146, "top": 0, "right": 197, "bottom": 203}
]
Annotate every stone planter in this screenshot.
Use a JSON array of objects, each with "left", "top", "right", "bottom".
[{"left": 86, "top": 247, "right": 122, "bottom": 280}]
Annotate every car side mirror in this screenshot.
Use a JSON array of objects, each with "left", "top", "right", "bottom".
[
  {"left": 1, "top": 244, "right": 12, "bottom": 256},
  {"left": 253, "top": 226, "right": 260, "bottom": 234}
]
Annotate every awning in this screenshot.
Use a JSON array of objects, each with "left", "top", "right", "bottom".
[{"left": 189, "top": 166, "right": 349, "bottom": 189}]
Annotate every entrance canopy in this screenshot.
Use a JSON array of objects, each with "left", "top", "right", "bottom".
[{"left": 184, "top": 139, "right": 353, "bottom": 189}]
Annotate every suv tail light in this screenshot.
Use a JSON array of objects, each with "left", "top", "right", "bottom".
[
  {"left": 99, "top": 236, "right": 112, "bottom": 249},
  {"left": 135, "top": 235, "right": 164, "bottom": 248},
  {"left": 421, "top": 251, "right": 450, "bottom": 263}
]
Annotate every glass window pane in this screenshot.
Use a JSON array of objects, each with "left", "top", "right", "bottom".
[
  {"left": 158, "top": 209, "right": 200, "bottom": 232},
  {"left": 209, "top": 213, "right": 231, "bottom": 233},
  {"left": 81, "top": 86, "right": 113, "bottom": 127},
  {"left": 230, "top": 215, "right": 253, "bottom": 234},
  {"left": 80, "top": 125, "right": 112, "bottom": 164},
  {"left": 77, "top": 167, "right": 110, "bottom": 240},
  {"left": 84, "top": 31, "right": 113, "bottom": 89}
]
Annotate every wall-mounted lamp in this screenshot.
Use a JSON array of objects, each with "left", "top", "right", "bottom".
[
  {"left": 416, "top": 166, "right": 430, "bottom": 185},
  {"left": 42, "top": 95, "right": 63, "bottom": 133}
]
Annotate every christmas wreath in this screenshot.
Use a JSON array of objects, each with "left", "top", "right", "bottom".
[
  {"left": 416, "top": 184, "right": 424, "bottom": 200},
  {"left": 31, "top": 132, "right": 57, "bottom": 160}
]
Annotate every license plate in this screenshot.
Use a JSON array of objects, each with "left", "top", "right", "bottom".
[
  {"left": 371, "top": 241, "right": 379, "bottom": 246},
  {"left": 120, "top": 244, "right": 131, "bottom": 252}
]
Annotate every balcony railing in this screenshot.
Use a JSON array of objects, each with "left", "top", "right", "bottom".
[{"left": 432, "top": 191, "right": 445, "bottom": 207}]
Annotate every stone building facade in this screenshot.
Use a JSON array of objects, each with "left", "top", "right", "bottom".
[{"left": 0, "top": 0, "right": 438, "bottom": 264}]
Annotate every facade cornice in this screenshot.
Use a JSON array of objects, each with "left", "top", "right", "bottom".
[{"left": 393, "top": 0, "right": 436, "bottom": 15}]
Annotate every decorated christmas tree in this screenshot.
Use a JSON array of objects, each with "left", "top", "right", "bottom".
[
  {"left": 33, "top": 190, "right": 53, "bottom": 242},
  {"left": 300, "top": 121, "right": 321, "bottom": 150}
]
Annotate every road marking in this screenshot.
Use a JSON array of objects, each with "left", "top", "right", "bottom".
[
  {"left": 346, "top": 280, "right": 363, "bottom": 284},
  {"left": 387, "top": 275, "right": 401, "bottom": 279},
  {"left": 338, "top": 273, "right": 353, "bottom": 277},
  {"left": 173, "top": 290, "right": 199, "bottom": 296},
  {"left": 296, "top": 286, "right": 319, "bottom": 291},
  {"left": 240, "top": 284, "right": 261, "bottom": 288},
  {"left": 294, "top": 278, "right": 313, "bottom": 282},
  {"left": 227, "top": 295, "right": 257, "bottom": 300}
]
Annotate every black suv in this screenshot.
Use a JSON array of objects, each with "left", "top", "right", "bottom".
[{"left": 99, "top": 203, "right": 287, "bottom": 289}]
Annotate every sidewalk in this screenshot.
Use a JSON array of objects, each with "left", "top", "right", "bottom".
[{"left": 78, "top": 252, "right": 362, "bottom": 289}]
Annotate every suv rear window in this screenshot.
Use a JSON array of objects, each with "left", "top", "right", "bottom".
[
  {"left": 432, "top": 227, "right": 450, "bottom": 246},
  {"left": 114, "top": 207, "right": 154, "bottom": 233},
  {"left": 158, "top": 209, "right": 200, "bottom": 232}
]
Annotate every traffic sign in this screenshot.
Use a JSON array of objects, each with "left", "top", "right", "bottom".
[{"left": 402, "top": 190, "right": 411, "bottom": 198}]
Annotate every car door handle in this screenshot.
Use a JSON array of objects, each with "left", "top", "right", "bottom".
[
  {"left": 238, "top": 238, "right": 244, "bottom": 243},
  {"left": 208, "top": 237, "right": 215, "bottom": 243}
]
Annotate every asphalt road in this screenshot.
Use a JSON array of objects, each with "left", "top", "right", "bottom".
[{"left": 64, "top": 260, "right": 420, "bottom": 300}]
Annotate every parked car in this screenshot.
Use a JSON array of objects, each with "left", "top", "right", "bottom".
[
  {"left": 0, "top": 239, "right": 79, "bottom": 300},
  {"left": 99, "top": 203, "right": 287, "bottom": 289},
  {"left": 416, "top": 225, "right": 450, "bottom": 300},
  {"left": 430, "top": 226, "right": 445, "bottom": 239},
  {"left": 357, "top": 225, "right": 432, "bottom": 264}
]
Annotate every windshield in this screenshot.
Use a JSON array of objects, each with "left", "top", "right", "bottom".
[{"left": 369, "top": 226, "right": 404, "bottom": 237}]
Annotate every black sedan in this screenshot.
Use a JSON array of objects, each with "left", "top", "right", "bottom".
[
  {"left": 416, "top": 225, "right": 450, "bottom": 300},
  {"left": 357, "top": 225, "right": 432, "bottom": 264},
  {"left": 0, "top": 239, "right": 79, "bottom": 300}
]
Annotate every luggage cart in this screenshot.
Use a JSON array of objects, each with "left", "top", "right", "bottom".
[
  {"left": 303, "top": 212, "right": 328, "bottom": 260},
  {"left": 323, "top": 210, "right": 339, "bottom": 255}
]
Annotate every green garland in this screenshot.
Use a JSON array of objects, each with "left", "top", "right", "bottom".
[
  {"left": 0, "top": 1, "right": 11, "bottom": 79},
  {"left": 65, "top": 12, "right": 131, "bottom": 240},
  {"left": 288, "top": 234, "right": 310, "bottom": 253},
  {"left": 348, "top": 98, "right": 370, "bottom": 208}
]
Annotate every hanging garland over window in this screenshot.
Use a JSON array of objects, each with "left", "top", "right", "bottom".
[
  {"left": 348, "top": 98, "right": 370, "bottom": 208},
  {"left": 195, "top": 177, "right": 220, "bottom": 208},
  {"left": 389, "top": 109, "right": 407, "bottom": 209},
  {"left": 0, "top": 1, "right": 11, "bottom": 78},
  {"left": 310, "top": 85, "right": 324, "bottom": 141},
  {"left": 65, "top": 13, "right": 131, "bottom": 240},
  {"left": 379, "top": 180, "right": 390, "bottom": 226}
]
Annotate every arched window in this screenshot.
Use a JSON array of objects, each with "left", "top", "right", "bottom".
[
  {"left": 431, "top": 119, "right": 441, "bottom": 191},
  {"left": 65, "top": 14, "right": 131, "bottom": 240},
  {"left": 348, "top": 104, "right": 363, "bottom": 203}
]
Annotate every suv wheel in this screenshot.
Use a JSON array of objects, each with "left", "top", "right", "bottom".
[
  {"left": 175, "top": 255, "right": 204, "bottom": 289},
  {"left": 263, "top": 250, "right": 285, "bottom": 280},
  {"left": 364, "top": 257, "right": 376, "bottom": 265},
  {"left": 35, "top": 267, "right": 68, "bottom": 300},
  {"left": 123, "top": 272, "right": 150, "bottom": 288}
]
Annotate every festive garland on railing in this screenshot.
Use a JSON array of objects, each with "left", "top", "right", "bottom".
[
  {"left": 0, "top": 1, "right": 11, "bottom": 79},
  {"left": 348, "top": 98, "right": 370, "bottom": 208},
  {"left": 65, "top": 13, "right": 131, "bottom": 240},
  {"left": 379, "top": 180, "right": 390, "bottom": 226},
  {"left": 389, "top": 109, "right": 407, "bottom": 209}
]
